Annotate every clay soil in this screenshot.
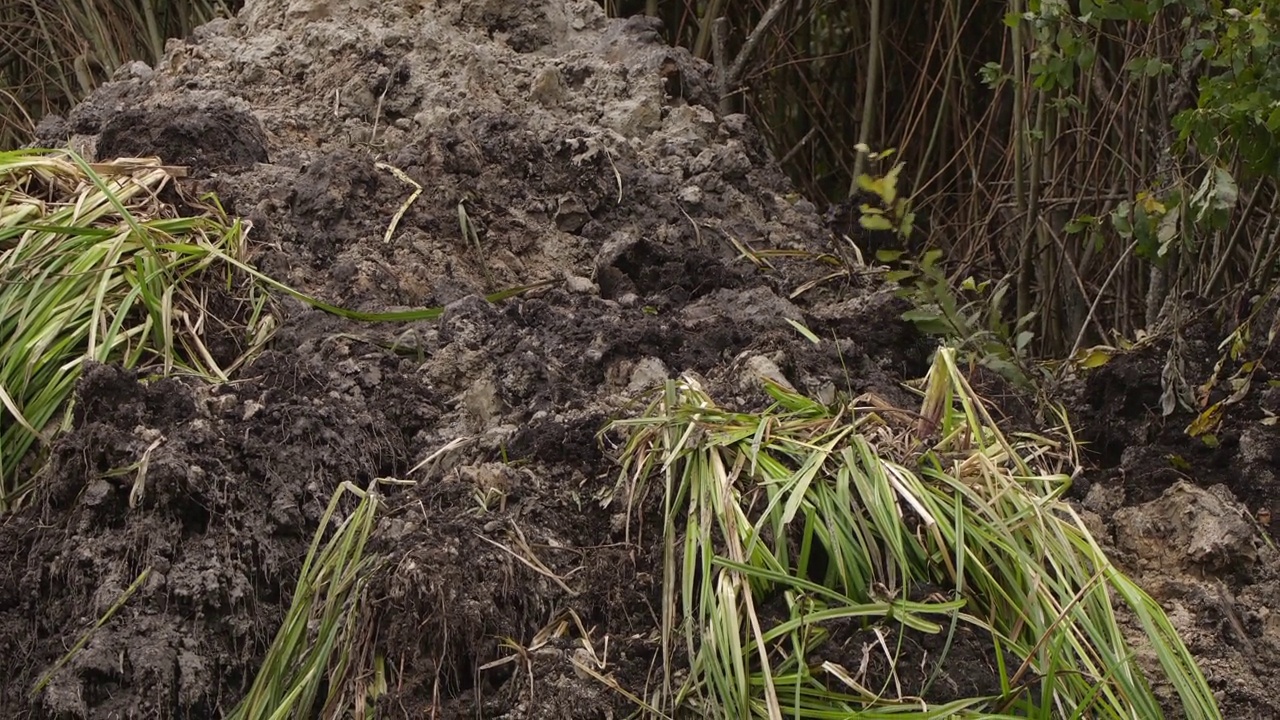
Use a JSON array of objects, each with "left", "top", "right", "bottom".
[{"left": 2, "top": 1, "right": 1278, "bottom": 718}]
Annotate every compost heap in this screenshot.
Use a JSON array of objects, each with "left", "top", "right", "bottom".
[{"left": 2, "top": 0, "right": 1278, "bottom": 717}]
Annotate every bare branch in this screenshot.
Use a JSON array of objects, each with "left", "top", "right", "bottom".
[{"left": 725, "top": 0, "right": 789, "bottom": 91}]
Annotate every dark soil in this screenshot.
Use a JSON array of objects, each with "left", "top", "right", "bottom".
[
  {"left": 4, "top": 1, "right": 1278, "bottom": 718},
  {"left": 1062, "top": 303, "right": 1280, "bottom": 717}
]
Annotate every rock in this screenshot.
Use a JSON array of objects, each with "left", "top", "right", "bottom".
[
  {"left": 627, "top": 357, "right": 670, "bottom": 393},
  {"left": 741, "top": 354, "right": 794, "bottom": 393},
  {"left": 565, "top": 275, "right": 599, "bottom": 294},
  {"left": 1113, "top": 481, "right": 1262, "bottom": 576}
]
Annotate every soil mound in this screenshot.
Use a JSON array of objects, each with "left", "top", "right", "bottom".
[
  {"left": 1064, "top": 309, "right": 1280, "bottom": 716},
  {"left": 5, "top": 1, "right": 922, "bottom": 716},
  {"left": 2, "top": 0, "right": 1277, "bottom": 717}
]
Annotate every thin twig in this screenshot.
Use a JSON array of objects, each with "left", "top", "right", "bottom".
[
  {"left": 725, "top": 0, "right": 789, "bottom": 90},
  {"left": 779, "top": 126, "right": 819, "bottom": 165},
  {"left": 1066, "top": 237, "right": 1141, "bottom": 361}
]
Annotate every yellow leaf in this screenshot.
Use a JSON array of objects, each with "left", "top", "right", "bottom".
[
  {"left": 1185, "top": 402, "right": 1223, "bottom": 437},
  {"left": 1072, "top": 346, "right": 1114, "bottom": 368},
  {"left": 1137, "top": 191, "right": 1167, "bottom": 215}
]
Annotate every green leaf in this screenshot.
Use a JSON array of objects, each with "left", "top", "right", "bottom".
[
  {"left": 784, "top": 318, "right": 821, "bottom": 345},
  {"left": 1077, "top": 40, "right": 1098, "bottom": 70},
  {"left": 1073, "top": 346, "right": 1115, "bottom": 369},
  {"left": 901, "top": 308, "right": 953, "bottom": 336},
  {"left": 881, "top": 163, "right": 904, "bottom": 205},
  {"left": 1111, "top": 203, "right": 1134, "bottom": 238},
  {"left": 1251, "top": 23, "right": 1270, "bottom": 48},
  {"left": 1266, "top": 106, "right": 1280, "bottom": 133},
  {"left": 899, "top": 211, "right": 916, "bottom": 237},
  {"left": 1125, "top": 57, "right": 1152, "bottom": 78},
  {"left": 979, "top": 62, "right": 1006, "bottom": 88},
  {"left": 856, "top": 174, "right": 883, "bottom": 197},
  {"left": 1064, "top": 214, "right": 1096, "bottom": 233},
  {"left": 1212, "top": 166, "right": 1239, "bottom": 209},
  {"left": 859, "top": 215, "right": 894, "bottom": 231}
]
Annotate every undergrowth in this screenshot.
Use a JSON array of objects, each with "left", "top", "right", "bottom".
[
  {"left": 0, "top": 148, "right": 269, "bottom": 510},
  {"left": 611, "top": 347, "right": 1219, "bottom": 719}
]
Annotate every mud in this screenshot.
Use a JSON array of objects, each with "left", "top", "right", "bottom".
[
  {"left": 3, "top": 0, "right": 1278, "bottom": 717},
  {"left": 1064, "top": 305, "right": 1280, "bottom": 717}
]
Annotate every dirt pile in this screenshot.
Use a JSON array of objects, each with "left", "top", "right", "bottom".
[
  {"left": 2, "top": 0, "right": 1277, "bottom": 717},
  {"left": 3, "top": 1, "right": 921, "bottom": 716},
  {"left": 1064, "top": 310, "right": 1280, "bottom": 716}
]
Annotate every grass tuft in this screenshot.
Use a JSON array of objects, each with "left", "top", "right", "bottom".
[
  {"left": 610, "top": 346, "right": 1220, "bottom": 719},
  {"left": 229, "top": 478, "right": 399, "bottom": 720},
  {"left": 0, "top": 148, "right": 271, "bottom": 511},
  {"left": 0, "top": 0, "right": 234, "bottom": 149}
]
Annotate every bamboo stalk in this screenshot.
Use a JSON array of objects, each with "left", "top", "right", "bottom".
[
  {"left": 1010, "top": 0, "right": 1031, "bottom": 325},
  {"left": 850, "top": 0, "right": 882, "bottom": 184},
  {"left": 694, "top": 0, "right": 724, "bottom": 59}
]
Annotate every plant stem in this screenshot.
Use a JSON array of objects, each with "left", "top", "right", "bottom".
[
  {"left": 851, "top": 0, "right": 882, "bottom": 184},
  {"left": 1011, "top": 0, "right": 1031, "bottom": 326}
]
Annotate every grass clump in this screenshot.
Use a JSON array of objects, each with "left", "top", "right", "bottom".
[
  {"left": 230, "top": 478, "right": 395, "bottom": 720},
  {"left": 0, "top": 148, "right": 270, "bottom": 511},
  {"left": 0, "top": 0, "right": 233, "bottom": 149},
  {"left": 612, "top": 347, "right": 1219, "bottom": 719}
]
